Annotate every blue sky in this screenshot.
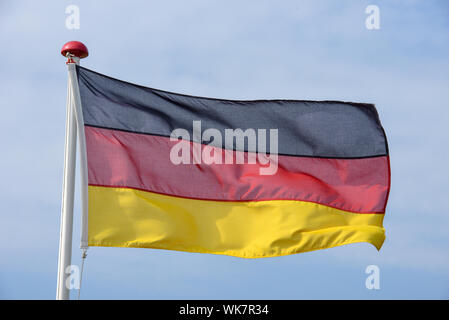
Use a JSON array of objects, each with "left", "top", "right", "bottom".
[{"left": 1, "top": 0, "right": 449, "bottom": 299}]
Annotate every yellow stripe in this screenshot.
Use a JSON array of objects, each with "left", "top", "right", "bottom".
[{"left": 88, "top": 186, "right": 385, "bottom": 258}]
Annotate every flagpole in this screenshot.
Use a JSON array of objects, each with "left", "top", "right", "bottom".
[{"left": 57, "top": 41, "right": 88, "bottom": 300}]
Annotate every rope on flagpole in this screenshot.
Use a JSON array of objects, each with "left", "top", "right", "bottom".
[{"left": 77, "top": 248, "right": 88, "bottom": 300}]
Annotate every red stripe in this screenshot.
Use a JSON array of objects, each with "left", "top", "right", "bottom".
[{"left": 85, "top": 126, "right": 390, "bottom": 213}]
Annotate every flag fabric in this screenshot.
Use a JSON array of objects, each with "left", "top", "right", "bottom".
[{"left": 76, "top": 66, "right": 390, "bottom": 258}]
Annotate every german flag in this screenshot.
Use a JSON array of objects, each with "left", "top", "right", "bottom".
[{"left": 77, "top": 66, "right": 390, "bottom": 258}]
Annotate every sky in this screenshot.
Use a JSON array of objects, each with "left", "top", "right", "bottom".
[{"left": 0, "top": 0, "right": 449, "bottom": 299}]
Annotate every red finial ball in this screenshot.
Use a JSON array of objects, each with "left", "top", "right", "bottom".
[{"left": 61, "top": 41, "right": 89, "bottom": 59}]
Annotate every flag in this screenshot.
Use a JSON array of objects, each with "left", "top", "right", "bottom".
[{"left": 77, "top": 66, "right": 390, "bottom": 258}]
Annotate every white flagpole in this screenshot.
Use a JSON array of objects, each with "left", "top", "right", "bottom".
[{"left": 57, "top": 41, "right": 88, "bottom": 300}]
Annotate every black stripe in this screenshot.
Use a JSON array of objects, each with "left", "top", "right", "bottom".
[{"left": 77, "top": 66, "right": 388, "bottom": 158}]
